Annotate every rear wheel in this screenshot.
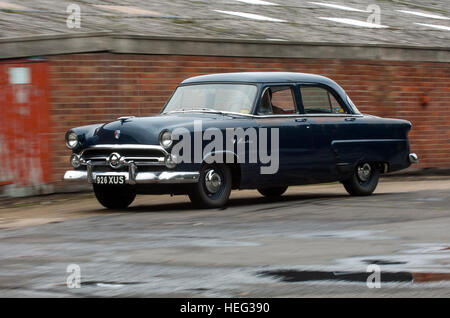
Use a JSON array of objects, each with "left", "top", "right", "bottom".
[
  {"left": 257, "top": 186, "right": 288, "bottom": 198},
  {"left": 188, "top": 164, "right": 232, "bottom": 208},
  {"left": 93, "top": 184, "right": 136, "bottom": 209},
  {"left": 342, "top": 162, "right": 379, "bottom": 196}
]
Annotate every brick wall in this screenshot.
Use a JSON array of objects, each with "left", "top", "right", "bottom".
[{"left": 49, "top": 53, "right": 450, "bottom": 184}]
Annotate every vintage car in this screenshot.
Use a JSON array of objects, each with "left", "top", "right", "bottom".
[{"left": 64, "top": 72, "right": 418, "bottom": 209}]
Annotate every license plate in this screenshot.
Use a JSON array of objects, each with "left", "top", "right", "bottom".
[{"left": 95, "top": 175, "right": 125, "bottom": 185}]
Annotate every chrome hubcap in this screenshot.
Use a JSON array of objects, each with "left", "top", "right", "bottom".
[
  {"left": 204, "top": 170, "right": 222, "bottom": 194},
  {"left": 357, "top": 163, "right": 372, "bottom": 182}
]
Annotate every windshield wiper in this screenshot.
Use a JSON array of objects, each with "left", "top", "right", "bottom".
[
  {"left": 165, "top": 107, "right": 225, "bottom": 114},
  {"left": 199, "top": 107, "right": 226, "bottom": 115}
]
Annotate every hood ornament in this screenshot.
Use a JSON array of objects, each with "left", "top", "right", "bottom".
[{"left": 117, "top": 116, "right": 135, "bottom": 122}]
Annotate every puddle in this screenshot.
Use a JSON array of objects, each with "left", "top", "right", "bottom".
[
  {"left": 186, "top": 288, "right": 210, "bottom": 292},
  {"left": 362, "top": 259, "right": 407, "bottom": 265},
  {"left": 81, "top": 281, "right": 143, "bottom": 288},
  {"left": 259, "top": 270, "right": 412, "bottom": 283},
  {"left": 259, "top": 269, "right": 450, "bottom": 284},
  {"left": 413, "top": 273, "right": 450, "bottom": 283}
]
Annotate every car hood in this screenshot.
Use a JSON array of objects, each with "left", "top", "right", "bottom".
[{"left": 83, "top": 112, "right": 244, "bottom": 147}]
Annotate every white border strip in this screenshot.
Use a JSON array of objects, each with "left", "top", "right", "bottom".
[
  {"left": 397, "top": 10, "right": 449, "bottom": 20},
  {"left": 319, "top": 17, "right": 388, "bottom": 28},
  {"left": 415, "top": 23, "right": 450, "bottom": 31},
  {"left": 214, "top": 10, "right": 286, "bottom": 22},
  {"left": 309, "top": 2, "right": 365, "bottom": 12}
]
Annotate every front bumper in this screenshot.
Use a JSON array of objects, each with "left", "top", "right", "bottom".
[
  {"left": 63, "top": 170, "right": 199, "bottom": 184},
  {"left": 65, "top": 144, "right": 199, "bottom": 185}
]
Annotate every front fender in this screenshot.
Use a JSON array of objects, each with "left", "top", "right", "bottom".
[{"left": 68, "top": 123, "right": 105, "bottom": 152}]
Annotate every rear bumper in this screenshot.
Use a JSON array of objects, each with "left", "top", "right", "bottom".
[
  {"left": 409, "top": 153, "right": 419, "bottom": 164},
  {"left": 63, "top": 170, "right": 199, "bottom": 184}
]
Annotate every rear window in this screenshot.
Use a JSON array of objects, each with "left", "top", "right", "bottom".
[{"left": 300, "top": 86, "right": 347, "bottom": 114}]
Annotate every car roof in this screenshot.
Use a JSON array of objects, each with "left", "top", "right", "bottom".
[
  {"left": 181, "top": 72, "right": 349, "bottom": 105},
  {"left": 182, "top": 72, "right": 335, "bottom": 85}
]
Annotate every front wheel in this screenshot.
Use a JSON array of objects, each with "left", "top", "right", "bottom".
[
  {"left": 342, "top": 162, "right": 379, "bottom": 196},
  {"left": 188, "top": 164, "right": 232, "bottom": 208},
  {"left": 93, "top": 184, "right": 136, "bottom": 209}
]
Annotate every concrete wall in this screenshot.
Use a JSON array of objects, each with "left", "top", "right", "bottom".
[{"left": 49, "top": 52, "right": 450, "bottom": 185}]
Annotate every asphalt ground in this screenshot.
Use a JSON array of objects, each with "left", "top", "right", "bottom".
[{"left": 0, "top": 178, "right": 449, "bottom": 297}]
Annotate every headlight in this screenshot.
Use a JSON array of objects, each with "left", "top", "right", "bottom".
[
  {"left": 159, "top": 130, "right": 173, "bottom": 149},
  {"left": 65, "top": 131, "right": 79, "bottom": 149}
]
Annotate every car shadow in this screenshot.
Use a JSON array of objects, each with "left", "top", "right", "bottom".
[{"left": 99, "top": 191, "right": 394, "bottom": 214}]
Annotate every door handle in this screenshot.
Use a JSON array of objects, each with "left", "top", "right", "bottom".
[
  {"left": 345, "top": 117, "right": 356, "bottom": 121},
  {"left": 295, "top": 118, "right": 307, "bottom": 122}
]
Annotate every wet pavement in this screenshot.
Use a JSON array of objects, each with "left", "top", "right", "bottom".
[{"left": 0, "top": 179, "right": 449, "bottom": 297}]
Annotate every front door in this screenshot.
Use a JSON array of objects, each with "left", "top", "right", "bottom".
[{"left": 255, "top": 85, "right": 314, "bottom": 185}]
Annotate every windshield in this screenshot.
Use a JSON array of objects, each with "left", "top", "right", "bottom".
[{"left": 163, "top": 84, "right": 257, "bottom": 114}]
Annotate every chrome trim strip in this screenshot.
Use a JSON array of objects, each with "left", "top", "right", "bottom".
[
  {"left": 332, "top": 139, "right": 406, "bottom": 144},
  {"left": 83, "top": 156, "right": 164, "bottom": 161},
  {"left": 253, "top": 114, "right": 363, "bottom": 119},
  {"left": 122, "top": 156, "right": 165, "bottom": 161},
  {"left": 86, "top": 161, "right": 165, "bottom": 167},
  {"left": 82, "top": 156, "right": 108, "bottom": 160},
  {"left": 79, "top": 144, "right": 169, "bottom": 156},
  {"left": 63, "top": 170, "right": 199, "bottom": 184},
  {"left": 80, "top": 156, "right": 165, "bottom": 166},
  {"left": 162, "top": 109, "right": 247, "bottom": 116},
  {"left": 163, "top": 109, "right": 363, "bottom": 119}
]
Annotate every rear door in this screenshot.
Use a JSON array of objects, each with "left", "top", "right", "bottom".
[{"left": 298, "top": 84, "right": 358, "bottom": 180}]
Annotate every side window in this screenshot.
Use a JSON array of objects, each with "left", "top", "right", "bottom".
[
  {"left": 257, "top": 86, "right": 297, "bottom": 115},
  {"left": 300, "top": 86, "right": 347, "bottom": 114}
]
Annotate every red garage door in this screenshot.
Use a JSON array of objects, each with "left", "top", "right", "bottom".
[{"left": 0, "top": 60, "right": 51, "bottom": 195}]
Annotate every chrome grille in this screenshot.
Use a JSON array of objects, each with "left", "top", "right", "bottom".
[{"left": 79, "top": 144, "right": 167, "bottom": 167}]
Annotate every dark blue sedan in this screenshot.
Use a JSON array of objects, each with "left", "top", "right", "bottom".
[{"left": 64, "top": 72, "right": 418, "bottom": 209}]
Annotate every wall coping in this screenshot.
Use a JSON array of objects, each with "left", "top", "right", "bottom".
[{"left": 0, "top": 32, "right": 449, "bottom": 62}]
